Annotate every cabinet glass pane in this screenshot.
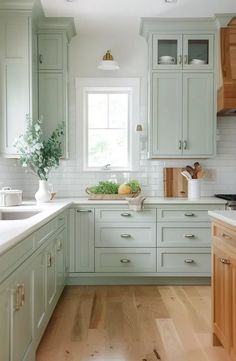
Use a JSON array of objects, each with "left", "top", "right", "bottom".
[
  {"left": 187, "top": 40, "right": 209, "bottom": 65},
  {"left": 158, "top": 40, "right": 177, "bottom": 65}
]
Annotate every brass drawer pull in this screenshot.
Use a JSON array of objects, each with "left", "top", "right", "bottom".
[
  {"left": 120, "top": 234, "right": 131, "bottom": 238},
  {"left": 183, "top": 140, "right": 187, "bottom": 150},
  {"left": 20, "top": 284, "right": 25, "bottom": 307},
  {"left": 58, "top": 217, "right": 64, "bottom": 221},
  {"left": 121, "top": 213, "right": 131, "bottom": 217},
  {"left": 184, "top": 259, "right": 194, "bottom": 264},
  {"left": 120, "top": 258, "right": 131, "bottom": 263},
  {"left": 178, "top": 140, "right": 182, "bottom": 150},
  {"left": 39, "top": 54, "right": 43, "bottom": 64},
  {"left": 220, "top": 258, "right": 230, "bottom": 265},
  {"left": 184, "top": 234, "right": 195, "bottom": 238},
  {"left": 76, "top": 209, "right": 92, "bottom": 213},
  {"left": 14, "top": 284, "right": 21, "bottom": 312},
  {"left": 184, "top": 212, "right": 195, "bottom": 217},
  {"left": 221, "top": 233, "right": 232, "bottom": 240}
]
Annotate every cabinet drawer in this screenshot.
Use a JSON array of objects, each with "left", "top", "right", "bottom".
[
  {"left": 35, "top": 219, "right": 57, "bottom": 247},
  {"left": 95, "top": 248, "right": 156, "bottom": 273},
  {"left": 157, "top": 248, "right": 211, "bottom": 274},
  {"left": 95, "top": 223, "right": 156, "bottom": 247},
  {"left": 157, "top": 222, "right": 211, "bottom": 247},
  {"left": 157, "top": 208, "right": 210, "bottom": 222},
  {"left": 56, "top": 211, "right": 66, "bottom": 229},
  {"left": 95, "top": 209, "right": 156, "bottom": 223},
  {"left": 212, "top": 222, "right": 236, "bottom": 246},
  {"left": 0, "top": 235, "right": 34, "bottom": 283}
]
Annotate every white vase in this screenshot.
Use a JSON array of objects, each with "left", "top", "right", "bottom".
[{"left": 35, "top": 180, "right": 51, "bottom": 203}]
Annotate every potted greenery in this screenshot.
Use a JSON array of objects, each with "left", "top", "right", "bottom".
[{"left": 14, "top": 116, "right": 64, "bottom": 202}]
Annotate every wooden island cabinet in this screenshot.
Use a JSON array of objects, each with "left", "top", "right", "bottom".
[{"left": 212, "top": 219, "right": 236, "bottom": 360}]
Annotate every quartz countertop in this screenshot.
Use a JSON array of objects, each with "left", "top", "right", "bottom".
[
  {"left": 0, "top": 197, "right": 226, "bottom": 256},
  {"left": 208, "top": 210, "right": 236, "bottom": 228}
]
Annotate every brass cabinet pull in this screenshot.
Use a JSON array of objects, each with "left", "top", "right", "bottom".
[
  {"left": 120, "top": 234, "right": 131, "bottom": 238},
  {"left": 76, "top": 209, "right": 92, "bottom": 213},
  {"left": 57, "top": 240, "right": 62, "bottom": 252},
  {"left": 47, "top": 253, "right": 52, "bottom": 268},
  {"left": 183, "top": 140, "right": 187, "bottom": 150},
  {"left": 184, "top": 212, "right": 195, "bottom": 217},
  {"left": 221, "top": 233, "right": 232, "bottom": 240},
  {"left": 120, "top": 258, "right": 131, "bottom": 263},
  {"left": 184, "top": 234, "right": 195, "bottom": 238},
  {"left": 58, "top": 217, "right": 64, "bottom": 221},
  {"left": 39, "top": 54, "right": 43, "bottom": 64},
  {"left": 178, "top": 140, "right": 182, "bottom": 150},
  {"left": 20, "top": 284, "right": 25, "bottom": 307},
  {"left": 14, "top": 284, "right": 21, "bottom": 312},
  {"left": 184, "top": 259, "right": 194, "bottom": 264},
  {"left": 121, "top": 213, "right": 131, "bottom": 217},
  {"left": 184, "top": 55, "right": 188, "bottom": 64},
  {"left": 220, "top": 258, "right": 230, "bottom": 265},
  {"left": 179, "top": 55, "right": 182, "bottom": 64}
]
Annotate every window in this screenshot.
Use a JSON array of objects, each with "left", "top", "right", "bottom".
[{"left": 76, "top": 78, "right": 140, "bottom": 171}]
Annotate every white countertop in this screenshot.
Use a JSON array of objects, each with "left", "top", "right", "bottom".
[
  {"left": 0, "top": 196, "right": 226, "bottom": 256},
  {"left": 208, "top": 210, "right": 236, "bottom": 228}
]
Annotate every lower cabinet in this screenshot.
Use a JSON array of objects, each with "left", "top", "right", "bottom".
[
  {"left": 212, "top": 220, "right": 236, "bottom": 360},
  {"left": 0, "top": 210, "right": 68, "bottom": 361},
  {"left": 0, "top": 257, "right": 33, "bottom": 361}
]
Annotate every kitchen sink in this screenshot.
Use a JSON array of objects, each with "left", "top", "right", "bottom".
[{"left": 0, "top": 210, "right": 41, "bottom": 220}]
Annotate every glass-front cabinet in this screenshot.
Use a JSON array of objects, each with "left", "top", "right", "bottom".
[{"left": 153, "top": 34, "right": 214, "bottom": 70}]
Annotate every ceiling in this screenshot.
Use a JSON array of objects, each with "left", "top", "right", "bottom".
[{"left": 40, "top": 0, "right": 236, "bottom": 34}]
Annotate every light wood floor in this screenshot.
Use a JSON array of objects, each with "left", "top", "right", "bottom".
[{"left": 36, "top": 285, "right": 231, "bottom": 361}]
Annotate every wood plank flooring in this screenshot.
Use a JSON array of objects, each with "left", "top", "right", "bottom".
[{"left": 36, "top": 285, "right": 231, "bottom": 361}]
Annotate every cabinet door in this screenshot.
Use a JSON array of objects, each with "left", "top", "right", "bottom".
[
  {"left": 0, "top": 283, "right": 10, "bottom": 361},
  {"left": 38, "top": 34, "right": 63, "bottom": 70},
  {"left": 0, "top": 16, "right": 30, "bottom": 155},
  {"left": 56, "top": 230, "right": 65, "bottom": 295},
  {"left": 10, "top": 265, "right": 33, "bottom": 361},
  {"left": 182, "top": 72, "right": 214, "bottom": 156},
  {"left": 151, "top": 72, "right": 182, "bottom": 157},
  {"left": 74, "top": 208, "right": 95, "bottom": 272},
  {"left": 152, "top": 34, "right": 182, "bottom": 70},
  {"left": 212, "top": 245, "right": 230, "bottom": 350},
  {"left": 46, "top": 240, "right": 57, "bottom": 308},
  {"left": 38, "top": 72, "right": 65, "bottom": 153},
  {"left": 33, "top": 250, "right": 47, "bottom": 341},
  {"left": 183, "top": 34, "right": 214, "bottom": 70}
]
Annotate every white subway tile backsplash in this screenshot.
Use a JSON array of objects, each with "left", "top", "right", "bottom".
[{"left": 1, "top": 116, "right": 236, "bottom": 198}]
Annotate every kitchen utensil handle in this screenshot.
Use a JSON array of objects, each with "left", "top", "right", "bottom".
[{"left": 178, "top": 140, "right": 182, "bottom": 150}]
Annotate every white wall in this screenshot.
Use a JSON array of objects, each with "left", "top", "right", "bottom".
[{"left": 1, "top": 32, "right": 236, "bottom": 198}]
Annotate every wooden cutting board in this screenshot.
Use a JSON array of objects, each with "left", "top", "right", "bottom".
[{"left": 163, "top": 168, "right": 188, "bottom": 197}]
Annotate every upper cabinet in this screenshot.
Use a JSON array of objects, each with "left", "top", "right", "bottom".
[
  {"left": 153, "top": 34, "right": 214, "bottom": 70},
  {"left": 0, "top": 1, "right": 76, "bottom": 158},
  {"left": 140, "top": 18, "right": 217, "bottom": 158},
  {"left": 0, "top": 14, "right": 32, "bottom": 156}
]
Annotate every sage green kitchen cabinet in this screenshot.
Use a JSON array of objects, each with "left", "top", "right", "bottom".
[
  {"left": 153, "top": 34, "right": 214, "bottom": 70},
  {"left": 10, "top": 263, "right": 33, "bottom": 361},
  {"left": 38, "top": 34, "right": 63, "bottom": 71},
  {"left": 0, "top": 283, "right": 10, "bottom": 361},
  {"left": 69, "top": 208, "right": 95, "bottom": 273},
  {"left": 151, "top": 72, "right": 214, "bottom": 157},
  {"left": 56, "top": 229, "right": 66, "bottom": 295},
  {"left": 46, "top": 239, "right": 57, "bottom": 309},
  {"left": 0, "top": 14, "right": 31, "bottom": 156},
  {"left": 38, "top": 72, "right": 64, "bottom": 138}
]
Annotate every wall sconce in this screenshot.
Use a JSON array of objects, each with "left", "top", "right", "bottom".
[{"left": 97, "top": 50, "right": 120, "bottom": 70}]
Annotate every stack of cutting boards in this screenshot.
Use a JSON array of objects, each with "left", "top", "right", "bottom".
[{"left": 163, "top": 167, "right": 187, "bottom": 197}]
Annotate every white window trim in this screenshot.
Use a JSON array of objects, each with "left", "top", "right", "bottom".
[{"left": 76, "top": 77, "right": 140, "bottom": 172}]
